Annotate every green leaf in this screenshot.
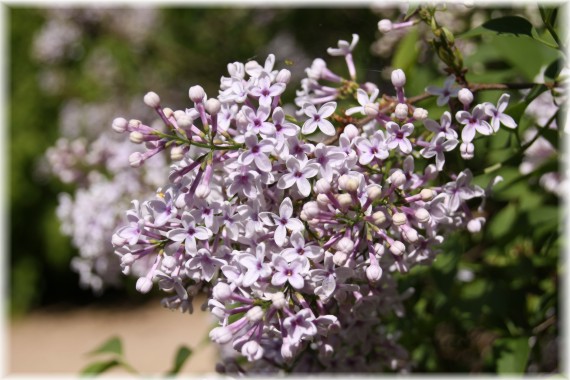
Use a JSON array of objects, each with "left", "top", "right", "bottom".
[
  {"left": 81, "top": 359, "right": 121, "bottom": 376},
  {"left": 392, "top": 28, "right": 419, "bottom": 75},
  {"left": 544, "top": 58, "right": 564, "bottom": 79},
  {"left": 494, "top": 337, "right": 530, "bottom": 374},
  {"left": 88, "top": 336, "right": 123, "bottom": 357},
  {"left": 488, "top": 203, "right": 518, "bottom": 239},
  {"left": 404, "top": 3, "right": 420, "bottom": 21},
  {"left": 459, "top": 16, "right": 534, "bottom": 39},
  {"left": 167, "top": 346, "right": 193, "bottom": 376}
]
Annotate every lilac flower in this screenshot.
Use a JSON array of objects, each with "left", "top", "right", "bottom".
[
  {"left": 167, "top": 212, "right": 212, "bottom": 255},
  {"left": 301, "top": 102, "right": 337, "bottom": 136},
  {"left": 311, "top": 143, "right": 346, "bottom": 182},
  {"left": 215, "top": 202, "right": 248, "bottom": 241},
  {"left": 386, "top": 122, "right": 414, "bottom": 154},
  {"left": 345, "top": 88, "right": 380, "bottom": 116},
  {"left": 420, "top": 133, "right": 459, "bottom": 171},
  {"left": 260, "top": 197, "right": 304, "bottom": 247},
  {"left": 148, "top": 189, "right": 177, "bottom": 226},
  {"left": 227, "top": 164, "right": 261, "bottom": 199},
  {"left": 277, "top": 157, "right": 319, "bottom": 197},
  {"left": 217, "top": 103, "right": 238, "bottom": 132},
  {"left": 423, "top": 111, "right": 458, "bottom": 140},
  {"left": 456, "top": 104, "right": 493, "bottom": 142},
  {"left": 327, "top": 34, "right": 359, "bottom": 56},
  {"left": 248, "top": 73, "right": 285, "bottom": 107},
  {"left": 186, "top": 248, "right": 226, "bottom": 281},
  {"left": 285, "top": 136, "right": 314, "bottom": 161},
  {"left": 271, "top": 107, "right": 300, "bottom": 150},
  {"left": 426, "top": 75, "right": 460, "bottom": 106},
  {"left": 271, "top": 255, "right": 306, "bottom": 289},
  {"left": 442, "top": 169, "right": 485, "bottom": 212},
  {"left": 242, "top": 105, "right": 275, "bottom": 135},
  {"left": 484, "top": 93, "right": 517, "bottom": 132},
  {"left": 239, "top": 132, "right": 274, "bottom": 172},
  {"left": 239, "top": 244, "right": 272, "bottom": 287},
  {"left": 283, "top": 309, "right": 318, "bottom": 343},
  {"left": 310, "top": 252, "right": 353, "bottom": 301},
  {"left": 281, "top": 231, "right": 323, "bottom": 262},
  {"left": 356, "top": 131, "right": 389, "bottom": 165}
]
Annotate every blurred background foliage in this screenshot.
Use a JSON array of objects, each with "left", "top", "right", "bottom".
[{"left": 8, "top": 4, "right": 562, "bottom": 373}]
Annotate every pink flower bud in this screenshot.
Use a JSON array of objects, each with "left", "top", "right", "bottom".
[
  {"left": 276, "top": 69, "right": 291, "bottom": 84},
  {"left": 189, "top": 85, "right": 206, "bottom": 103},
  {"left": 111, "top": 117, "right": 128, "bottom": 133},
  {"left": 315, "top": 178, "right": 331, "bottom": 194},
  {"left": 413, "top": 107, "right": 428, "bottom": 120},
  {"left": 390, "top": 241, "right": 406, "bottom": 256},
  {"left": 366, "top": 264, "right": 383, "bottom": 282},
  {"left": 372, "top": 210, "right": 387, "bottom": 225},
  {"left": 136, "top": 277, "right": 153, "bottom": 293},
  {"left": 460, "top": 141, "right": 475, "bottom": 159},
  {"left": 335, "top": 237, "right": 354, "bottom": 253},
  {"left": 392, "top": 212, "right": 407, "bottom": 226},
  {"left": 246, "top": 306, "right": 264, "bottom": 322},
  {"left": 420, "top": 188, "right": 434, "bottom": 201},
  {"left": 205, "top": 98, "right": 221, "bottom": 114},
  {"left": 170, "top": 146, "right": 184, "bottom": 161},
  {"left": 378, "top": 19, "right": 393, "bottom": 33},
  {"left": 271, "top": 292, "right": 286, "bottom": 309},
  {"left": 458, "top": 88, "right": 473, "bottom": 106},
  {"left": 366, "top": 184, "right": 382, "bottom": 200},
  {"left": 389, "top": 170, "right": 406, "bottom": 187},
  {"left": 129, "top": 131, "right": 144, "bottom": 144},
  {"left": 415, "top": 208, "right": 430, "bottom": 223},
  {"left": 343, "top": 124, "right": 359, "bottom": 140},
  {"left": 395, "top": 103, "right": 408, "bottom": 120},
  {"left": 209, "top": 326, "right": 233, "bottom": 345},
  {"left": 143, "top": 91, "right": 160, "bottom": 108},
  {"left": 213, "top": 282, "right": 233, "bottom": 302},
  {"left": 336, "top": 193, "right": 352, "bottom": 209},
  {"left": 391, "top": 69, "right": 406, "bottom": 88}
]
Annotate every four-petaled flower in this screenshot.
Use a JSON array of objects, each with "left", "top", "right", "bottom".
[
  {"left": 301, "top": 102, "right": 337, "bottom": 136},
  {"left": 420, "top": 133, "right": 459, "bottom": 171},
  {"left": 456, "top": 104, "right": 493, "bottom": 143},
  {"left": 426, "top": 75, "right": 460, "bottom": 106},
  {"left": 239, "top": 132, "right": 274, "bottom": 172},
  {"left": 167, "top": 212, "right": 212, "bottom": 255},
  {"left": 277, "top": 157, "right": 319, "bottom": 197},
  {"left": 271, "top": 255, "right": 306, "bottom": 289},
  {"left": 260, "top": 197, "right": 304, "bottom": 247},
  {"left": 386, "top": 122, "right": 414, "bottom": 154},
  {"left": 356, "top": 131, "right": 389, "bottom": 165},
  {"left": 484, "top": 93, "right": 517, "bottom": 132}
]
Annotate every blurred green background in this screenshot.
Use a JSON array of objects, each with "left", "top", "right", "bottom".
[{"left": 8, "top": 5, "right": 561, "bottom": 373}]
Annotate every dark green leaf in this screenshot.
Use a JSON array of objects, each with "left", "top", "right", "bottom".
[
  {"left": 539, "top": 5, "right": 558, "bottom": 27},
  {"left": 488, "top": 203, "right": 518, "bottom": 239},
  {"left": 544, "top": 58, "right": 564, "bottom": 79},
  {"left": 494, "top": 337, "right": 530, "bottom": 374},
  {"left": 167, "top": 346, "right": 193, "bottom": 376},
  {"left": 88, "top": 336, "right": 123, "bottom": 357},
  {"left": 81, "top": 359, "right": 120, "bottom": 376},
  {"left": 459, "top": 16, "right": 534, "bottom": 39}
]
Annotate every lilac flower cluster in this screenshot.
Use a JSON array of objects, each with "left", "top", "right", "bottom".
[{"left": 110, "top": 35, "right": 515, "bottom": 372}]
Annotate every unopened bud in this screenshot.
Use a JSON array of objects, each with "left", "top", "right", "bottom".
[
  {"left": 209, "top": 326, "right": 233, "bottom": 345},
  {"left": 163, "top": 107, "right": 174, "bottom": 118},
  {"left": 402, "top": 227, "right": 419, "bottom": 243},
  {"left": 129, "top": 131, "right": 144, "bottom": 144},
  {"left": 366, "top": 184, "right": 383, "bottom": 200},
  {"left": 366, "top": 264, "right": 383, "bottom": 282},
  {"left": 175, "top": 113, "right": 193, "bottom": 129},
  {"left": 420, "top": 188, "right": 434, "bottom": 201},
  {"left": 395, "top": 103, "right": 408, "bottom": 120},
  {"left": 458, "top": 88, "right": 473, "bottom": 106},
  {"left": 343, "top": 124, "right": 359, "bottom": 140},
  {"left": 120, "top": 253, "right": 135, "bottom": 266},
  {"left": 189, "top": 85, "right": 206, "bottom": 103},
  {"left": 136, "top": 277, "right": 153, "bottom": 293},
  {"left": 389, "top": 170, "right": 406, "bottom": 187},
  {"left": 413, "top": 107, "right": 428, "bottom": 120},
  {"left": 378, "top": 19, "right": 393, "bottom": 33},
  {"left": 195, "top": 184, "right": 211, "bottom": 199},
  {"left": 143, "top": 91, "right": 160, "bottom": 108},
  {"left": 460, "top": 142, "right": 475, "bottom": 159},
  {"left": 316, "top": 193, "right": 330, "bottom": 207},
  {"left": 392, "top": 212, "right": 407, "bottom": 226},
  {"left": 335, "top": 237, "right": 354, "bottom": 253},
  {"left": 390, "top": 241, "right": 406, "bottom": 256},
  {"left": 246, "top": 306, "right": 264, "bottom": 322},
  {"left": 303, "top": 201, "right": 321, "bottom": 219},
  {"left": 372, "top": 210, "right": 387, "bottom": 225},
  {"left": 415, "top": 208, "right": 430, "bottom": 223},
  {"left": 364, "top": 102, "right": 379, "bottom": 117},
  {"left": 391, "top": 69, "right": 406, "bottom": 88},
  {"left": 333, "top": 250, "right": 348, "bottom": 266},
  {"left": 170, "top": 146, "right": 185, "bottom": 161},
  {"left": 161, "top": 255, "right": 177, "bottom": 271},
  {"left": 271, "top": 292, "right": 286, "bottom": 309},
  {"left": 315, "top": 178, "right": 331, "bottom": 194},
  {"left": 111, "top": 117, "right": 128, "bottom": 133},
  {"left": 336, "top": 193, "right": 353, "bottom": 209},
  {"left": 338, "top": 174, "right": 359, "bottom": 192},
  {"left": 467, "top": 217, "right": 485, "bottom": 233},
  {"left": 129, "top": 152, "right": 144, "bottom": 167}
]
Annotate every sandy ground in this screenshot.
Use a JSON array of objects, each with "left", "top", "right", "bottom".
[{"left": 8, "top": 297, "right": 219, "bottom": 377}]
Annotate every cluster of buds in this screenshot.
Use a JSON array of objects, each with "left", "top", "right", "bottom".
[{"left": 110, "top": 33, "right": 514, "bottom": 373}]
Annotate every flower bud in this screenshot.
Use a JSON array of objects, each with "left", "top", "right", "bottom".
[
  {"left": 242, "top": 341, "right": 263, "bottom": 361},
  {"left": 163, "top": 107, "right": 174, "bottom": 118},
  {"left": 170, "top": 146, "right": 185, "bottom": 161},
  {"left": 338, "top": 174, "right": 359, "bottom": 192},
  {"left": 402, "top": 226, "right": 419, "bottom": 243},
  {"left": 111, "top": 117, "right": 128, "bottom": 133},
  {"left": 395, "top": 103, "right": 408, "bottom": 120},
  {"left": 175, "top": 113, "right": 193, "bottom": 129},
  {"left": 333, "top": 250, "right": 348, "bottom": 266},
  {"left": 420, "top": 188, "right": 434, "bottom": 201},
  {"left": 336, "top": 193, "right": 353, "bottom": 209},
  {"left": 195, "top": 184, "right": 211, "bottom": 199},
  {"left": 210, "top": 326, "right": 233, "bottom": 345},
  {"left": 129, "top": 152, "right": 144, "bottom": 168},
  {"left": 392, "top": 212, "right": 407, "bottom": 226},
  {"left": 460, "top": 141, "right": 475, "bottom": 159},
  {"left": 366, "top": 184, "right": 382, "bottom": 200},
  {"left": 415, "top": 208, "right": 430, "bottom": 223},
  {"left": 136, "top": 277, "right": 153, "bottom": 293},
  {"left": 189, "top": 85, "right": 206, "bottom": 103},
  {"left": 389, "top": 170, "right": 406, "bottom": 187},
  {"left": 246, "top": 306, "right": 264, "bottom": 322},
  {"left": 213, "top": 282, "right": 233, "bottom": 302},
  {"left": 391, "top": 69, "right": 406, "bottom": 88},
  {"left": 467, "top": 217, "right": 485, "bottom": 233},
  {"left": 276, "top": 69, "right": 291, "bottom": 84},
  {"left": 335, "top": 237, "right": 354, "bottom": 253},
  {"left": 458, "top": 88, "right": 473, "bottom": 106},
  {"left": 143, "top": 91, "right": 160, "bottom": 108},
  {"left": 316, "top": 193, "right": 330, "bottom": 207},
  {"left": 205, "top": 98, "right": 221, "bottom": 115},
  {"left": 343, "top": 124, "right": 359, "bottom": 140},
  {"left": 235, "top": 110, "right": 248, "bottom": 129},
  {"left": 413, "top": 107, "right": 428, "bottom": 120},
  {"left": 121, "top": 253, "right": 135, "bottom": 266},
  {"left": 390, "top": 241, "right": 406, "bottom": 256},
  {"left": 364, "top": 102, "right": 379, "bottom": 117},
  {"left": 271, "top": 292, "right": 286, "bottom": 309},
  {"left": 378, "top": 19, "right": 393, "bottom": 33},
  {"left": 161, "top": 255, "right": 177, "bottom": 271},
  {"left": 366, "top": 264, "right": 383, "bottom": 282},
  {"left": 315, "top": 178, "right": 331, "bottom": 194},
  {"left": 303, "top": 201, "right": 321, "bottom": 219},
  {"left": 372, "top": 210, "right": 387, "bottom": 225},
  {"left": 129, "top": 131, "right": 144, "bottom": 144}
]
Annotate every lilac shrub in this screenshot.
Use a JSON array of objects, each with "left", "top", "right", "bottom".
[{"left": 108, "top": 29, "right": 519, "bottom": 372}]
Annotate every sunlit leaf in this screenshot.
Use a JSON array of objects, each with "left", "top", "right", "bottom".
[
  {"left": 88, "top": 336, "right": 123, "bottom": 357},
  {"left": 167, "top": 346, "right": 193, "bottom": 376}
]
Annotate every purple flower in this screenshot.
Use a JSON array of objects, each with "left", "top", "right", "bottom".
[
  {"left": 345, "top": 88, "right": 379, "bottom": 116},
  {"left": 186, "top": 248, "right": 226, "bottom": 281},
  {"left": 423, "top": 111, "right": 458, "bottom": 140},
  {"left": 242, "top": 105, "right": 275, "bottom": 135},
  {"left": 311, "top": 143, "right": 346, "bottom": 182},
  {"left": 282, "top": 309, "right": 317, "bottom": 343},
  {"left": 277, "top": 157, "right": 319, "bottom": 197},
  {"left": 249, "top": 73, "right": 285, "bottom": 107},
  {"left": 148, "top": 189, "right": 177, "bottom": 226},
  {"left": 281, "top": 231, "right": 323, "bottom": 262},
  {"left": 386, "top": 122, "right": 414, "bottom": 154},
  {"left": 260, "top": 197, "right": 304, "bottom": 247},
  {"left": 271, "top": 255, "right": 306, "bottom": 289},
  {"left": 420, "top": 133, "right": 458, "bottom": 171},
  {"left": 484, "top": 93, "right": 517, "bottom": 132},
  {"left": 327, "top": 34, "right": 359, "bottom": 56},
  {"left": 227, "top": 164, "right": 261, "bottom": 199},
  {"left": 239, "top": 244, "right": 272, "bottom": 287},
  {"left": 443, "top": 169, "right": 485, "bottom": 212},
  {"left": 301, "top": 102, "right": 337, "bottom": 136},
  {"left": 356, "top": 131, "right": 389, "bottom": 165},
  {"left": 426, "top": 75, "right": 460, "bottom": 106},
  {"left": 239, "top": 132, "right": 274, "bottom": 172},
  {"left": 456, "top": 104, "right": 493, "bottom": 142},
  {"left": 271, "top": 107, "right": 300, "bottom": 150},
  {"left": 167, "top": 212, "right": 212, "bottom": 255}
]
